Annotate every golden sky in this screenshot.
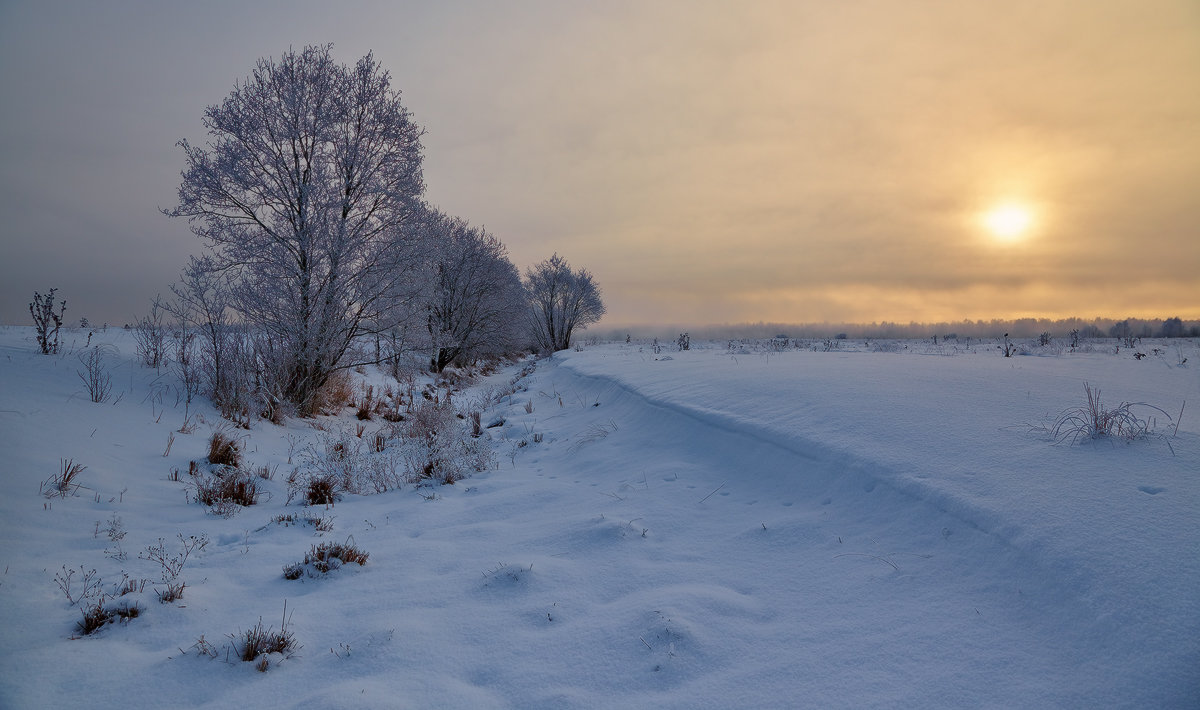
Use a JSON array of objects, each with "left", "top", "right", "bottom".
[{"left": 2, "top": 0, "right": 1198, "bottom": 326}]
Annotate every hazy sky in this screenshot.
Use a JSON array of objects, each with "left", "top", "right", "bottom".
[{"left": 2, "top": 0, "right": 1198, "bottom": 328}]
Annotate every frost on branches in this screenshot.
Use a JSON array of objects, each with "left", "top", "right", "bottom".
[
  {"left": 165, "top": 45, "right": 425, "bottom": 415},
  {"left": 524, "top": 254, "right": 606, "bottom": 352}
]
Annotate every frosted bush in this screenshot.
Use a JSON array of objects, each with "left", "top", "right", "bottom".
[
  {"left": 401, "top": 402, "right": 494, "bottom": 485},
  {"left": 293, "top": 426, "right": 405, "bottom": 502}
]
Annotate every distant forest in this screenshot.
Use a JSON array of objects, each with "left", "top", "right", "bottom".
[{"left": 606, "top": 316, "right": 1199, "bottom": 342}]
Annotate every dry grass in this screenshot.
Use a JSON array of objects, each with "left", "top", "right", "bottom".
[
  {"left": 271, "top": 512, "right": 333, "bottom": 531},
  {"left": 283, "top": 541, "right": 368, "bottom": 579},
  {"left": 313, "top": 370, "right": 354, "bottom": 415},
  {"left": 78, "top": 600, "right": 140, "bottom": 635},
  {"left": 43, "top": 459, "right": 87, "bottom": 498},
  {"left": 229, "top": 603, "right": 297, "bottom": 664},
  {"left": 207, "top": 430, "right": 241, "bottom": 467},
  {"left": 1051, "top": 382, "right": 1175, "bottom": 454},
  {"left": 194, "top": 470, "right": 261, "bottom": 509},
  {"left": 356, "top": 385, "right": 375, "bottom": 421},
  {"left": 304, "top": 474, "right": 340, "bottom": 506}
]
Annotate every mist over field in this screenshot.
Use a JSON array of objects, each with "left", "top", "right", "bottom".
[{"left": 602, "top": 315, "right": 1200, "bottom": 342}]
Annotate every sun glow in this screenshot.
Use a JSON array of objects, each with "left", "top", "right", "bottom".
[{"left": 983, "top": 203, "right": 1034, "bottom": 242}]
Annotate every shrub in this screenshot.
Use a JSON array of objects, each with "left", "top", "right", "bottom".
[
  {"left": 29, "top": 288, "right": 66, "bottom": 355},
  {"left": 141, "top": 533, "right": 209, "bottom": 602},
  {"left": 207, "top": 430, "right": 241, "bottom": 467},
  {"left": 77, "top": 346, "right": 113, "bottom": 403},
  {"left": 132, "top": 296, "right": 170, "bottom": 370},
  {"left": 402, "top": 401, "right": 493, "bottom": 485},
  {"left": 292, "top": 427, "right": 404, "bottom": 499},
  {"left": 54, "top": 565, "right": 102, "bottom": 606}
]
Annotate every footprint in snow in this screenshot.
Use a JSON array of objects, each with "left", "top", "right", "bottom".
[{"left": 1137, "top": 486, "right": 1165, "bottom": 495}]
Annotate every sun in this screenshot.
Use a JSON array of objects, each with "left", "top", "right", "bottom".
[{"left": 982, "top": 203, "right": 1034, "bottom": 242}]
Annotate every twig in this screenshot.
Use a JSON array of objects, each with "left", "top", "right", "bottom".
[
  {"left": 1175, "top": 400, "right": 1185, "bottom": 438},
  {"left": 639, "top": 636, "right": 653, "bottom": 651},
  {"left": 697, "top": 482, "right": 726, "bottom": 504},
  {"left": 834, "top": 553, "right": 899, "bottom": 571}
]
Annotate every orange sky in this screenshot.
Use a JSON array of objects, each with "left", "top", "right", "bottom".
[{"left": 2, "top": 0, "right": 1198, "bottom": 327}]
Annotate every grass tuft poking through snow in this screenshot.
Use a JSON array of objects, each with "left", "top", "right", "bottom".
[
  {"left": 229, "top": 602, "right": 298, "bottom": 667},
  {"left": 77, "top": 600, "right": 140, "bottom": 636},
  {"left": 284, "top": 541, "right": 369, "bottom": 579},
  {"left": 1050, "top": 382, "right": 1175, "bottom": 453},
  {"left": 206, "top": 430, "right": 241, "bottom": 467},
  {"left": 42, "top": 458, "right": 87, "bottom": 498}
]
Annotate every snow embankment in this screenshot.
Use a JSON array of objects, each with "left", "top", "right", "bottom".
[{"left": 554, "top": 343, "right": 1200, "bottom": 699}]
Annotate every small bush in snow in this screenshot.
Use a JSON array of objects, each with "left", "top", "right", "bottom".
[
  {"left": 54, "top": 564, "right": 102, "bottom": 606},
  {"left": 132, "top": 296, "right": 170, "bottom": 371},
  {"left": 29, "top": 288, "right": 66, "bottom": 355},
  {"left": 77, "top": 346, "right": 113, "bottom": 403},
  {"left": 402, "top": 401, "right": 493, "bottom": 485},
  {"left": 293, "top": 425, "right": 407, "bottom": 500},
  {"left": 141, "top": 533, "right": 209, "bottom": 603}
]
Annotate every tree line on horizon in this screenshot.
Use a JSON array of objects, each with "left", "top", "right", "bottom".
[{"left": 602, "top": 316, "right": 1199, "bottom": 343}]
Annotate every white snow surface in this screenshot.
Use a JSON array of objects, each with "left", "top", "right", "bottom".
[{"left": 1, "top": 328, "right": 1197, "bottom": 708}]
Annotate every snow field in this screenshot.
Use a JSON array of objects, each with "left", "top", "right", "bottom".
[{"left": 0, "top": 328, "right": 1197, "bottom": 708}]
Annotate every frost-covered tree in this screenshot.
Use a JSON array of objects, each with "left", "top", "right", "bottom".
[
  {"left": 165, "top": 44, "right": 425, "bottom": 415},
  {"left": 168, "top": 256, "right": 238, "bottom": 412},
  {"left": 524, "top": 254, "right": 606, "bottom": 351},
  {"left": 417, "top": 209, "right": 526, "bottom": 372}
]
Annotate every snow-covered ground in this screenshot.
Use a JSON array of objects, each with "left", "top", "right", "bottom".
[{"left": 1, "top": 327, "right": 1197, "bottom": 708}]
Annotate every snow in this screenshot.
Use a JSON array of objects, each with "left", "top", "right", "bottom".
[{"left": 1, "top": 327, "right": 1197, "bottom": 708}]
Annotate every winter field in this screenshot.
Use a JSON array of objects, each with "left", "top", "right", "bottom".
[{"left": 1, "top": 326, "right": 1197, "bottom": 709}]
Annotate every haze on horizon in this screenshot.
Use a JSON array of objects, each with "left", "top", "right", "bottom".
[{"left": 1, "top": 0, "right": 1198, "bottom": 329}]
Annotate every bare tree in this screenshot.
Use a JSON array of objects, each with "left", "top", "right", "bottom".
[
  {"left": 133, "top": 295, "right": 170, "bottom": 371},
  {"left": 165, "top": 44, "right": 425, "bottom": 415},
  {"left": 169, "top": 256, "right": 235, "bottom": 413},
  {"left": 418, "top": 209, "right": 526, "bottom": 372},
  {"left": 524, "top": 254, "right": 606, "bottom": 351}
]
